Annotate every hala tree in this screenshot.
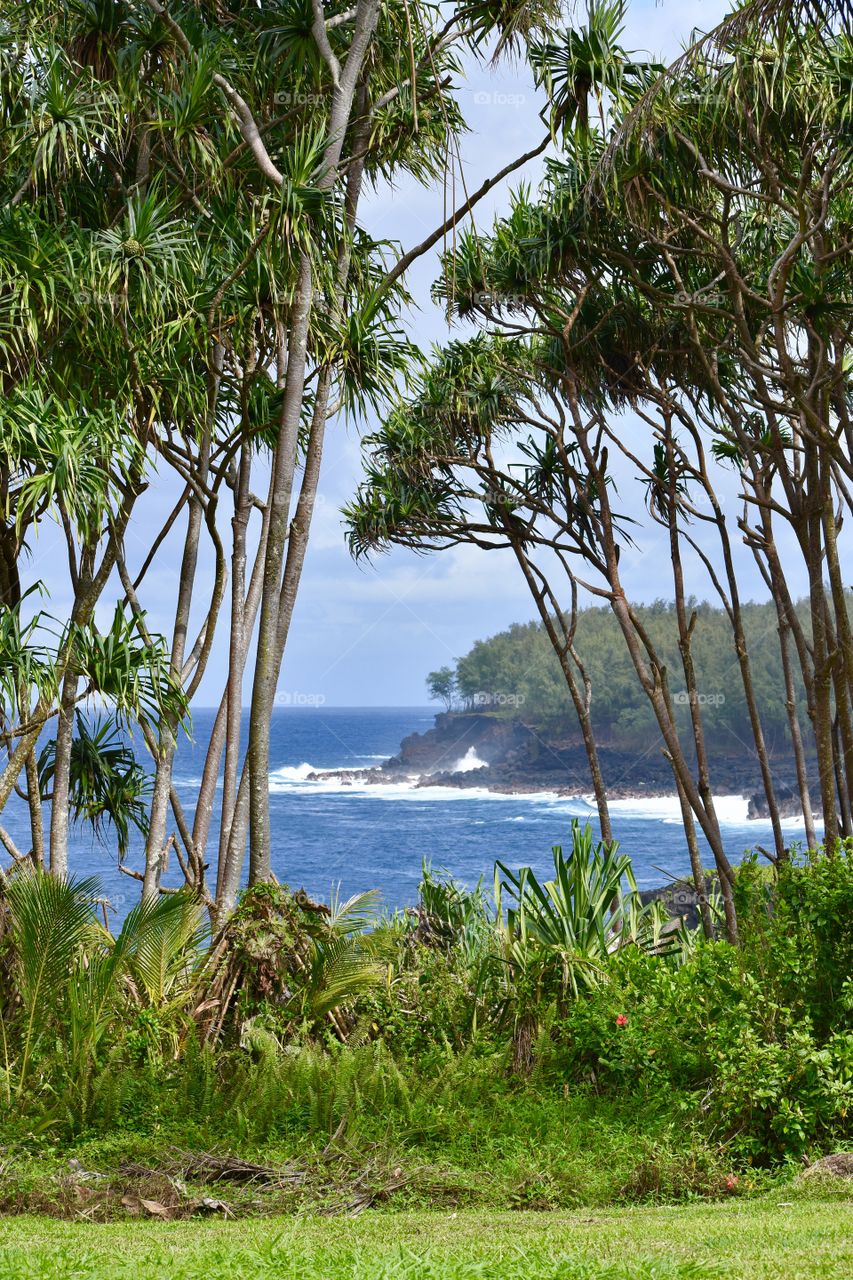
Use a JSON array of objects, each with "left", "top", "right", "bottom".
[
  {"left": 0, "top": 0, "right": 563, "bottom": 909},
  {"left": 427, "top": 666, "right": 458, "bottom": 711},
  {"left": 347, "top": 1, "right": 853, "bottom": 941}
]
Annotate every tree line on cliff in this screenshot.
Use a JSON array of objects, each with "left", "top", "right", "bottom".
[{"left": 429, "top": 596, "right": 838, "bottom": 753}]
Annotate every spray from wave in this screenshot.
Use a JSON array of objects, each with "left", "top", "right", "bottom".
[{"left": 450, "top": 747, "right": 488, "bottom": 773}]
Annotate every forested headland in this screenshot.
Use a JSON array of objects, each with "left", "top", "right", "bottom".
[{"left": 430, "top": 598, "right": 830, "bottom": 751}]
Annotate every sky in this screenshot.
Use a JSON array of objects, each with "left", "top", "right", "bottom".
[{"left": 32, "top": 0, "right": 798, "bottom": 709}]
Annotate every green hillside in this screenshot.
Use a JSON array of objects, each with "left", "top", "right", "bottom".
[{"left": 435, "top": 599, "right": 815, "bottom": 751}]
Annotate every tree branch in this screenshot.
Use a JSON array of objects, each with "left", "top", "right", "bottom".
[{"left": 381, "top": 134, "right": 551, "bottom": 292}]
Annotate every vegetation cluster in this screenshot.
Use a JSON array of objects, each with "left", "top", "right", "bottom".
[
  {"left": 0, "top": 834, "right": 849, "bottom": 1216},
  {"left": 428, "top": 597, "right": 836, "bottom": 750},
  {"left": 0, "top": 0, "right": 851, "bottom": 1240}
]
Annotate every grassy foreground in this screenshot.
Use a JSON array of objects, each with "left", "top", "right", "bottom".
[{"left": 0, "top": 1195, "right": 849, "bottom": 1280}]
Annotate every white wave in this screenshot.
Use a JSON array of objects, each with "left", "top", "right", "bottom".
[
  {"left": 451, "top": 747, "right": 488, "bottom": 773},
  {"left": 267, "top": 763, "right": 564, "bottom": 803},
  {"left": 606, "top": 795, "right": 684, "bottom": 822},
  {"left": 608, "top": 792, "right": 818, "bottom": 831},
  {"left": 262, "top": 769, "right": 815, "bottom": 836},
  {"left": 271, "top": 762, "right": 323, "bottom": 783},
  {"left": 713, "top": 795, "right": 750, "bottom": 824}
]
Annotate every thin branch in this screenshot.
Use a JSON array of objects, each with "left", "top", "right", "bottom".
[{"left": 381, "top": 134, "right": 551, "bottom": 291}]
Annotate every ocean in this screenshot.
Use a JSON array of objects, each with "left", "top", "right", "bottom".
[{"left": 2, "top": 707, "right": 811, "bottom": 919}]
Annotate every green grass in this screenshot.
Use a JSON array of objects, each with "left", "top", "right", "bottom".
[{"left": 0, "top": 1195, "right": 849, "bottom": 1279}]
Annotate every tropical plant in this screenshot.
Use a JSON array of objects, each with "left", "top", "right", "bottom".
[
  {"left": 38, "top": 713, "right": 151, "bottom": 860},
  {"left": 2, "top": 872, "right": 99, "bottom": 1098},
  {"left": 347, "top": 1, "right": 853, "bottom": 946},
  {"left": 415, "top": 862, "right": 495, "bottom": 963},
  {"left": 495, "top": 821, "right": 669, "bottom": 999},
  {"left": 0, "top": 0, "right": 561, "bottom": 910},
  {"left": 302, "top": 887, "right": 389, "bottom": 1028},
  {"left": 65, "top": 890, "right": 206, "bottom": 1099},
  {"left": 0, "top": 870, "right": 207, "bottom": 1112}
]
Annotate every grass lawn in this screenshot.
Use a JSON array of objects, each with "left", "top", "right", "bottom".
[{"left": 0, "top": 1195, "right": 849, "bottom": 1279}]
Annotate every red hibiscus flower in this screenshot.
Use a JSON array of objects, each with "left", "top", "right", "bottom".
[{"left": 615, "top": 1014, "right": 628, "bottom": 1027}]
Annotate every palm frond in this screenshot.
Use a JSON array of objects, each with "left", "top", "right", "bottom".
[
  {"left": 6, "top": 872, "right": 99, "bottom": 1092},
  {"left": 326, "top": 886, "right": 381, "bottom": 935},
  {"left": 126, "top": 891, "right": 207, "bottom": 1007}
]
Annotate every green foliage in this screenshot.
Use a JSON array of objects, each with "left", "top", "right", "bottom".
[
  {"left": 439, "top": 600, "right": 825, "bottom": 748},
  {"left": 426, "top": 665, "right": 457, "bottom": 710},
  {"left": 0, "top": 844, "right": 850, "bottom": 1171},
  {"left": 735, "top": 844, "right": 853, "bottom": 1038},
  {"left": 0, "top": 873, "right": 205, "bottom": 1120},
  {"left": 38, "top": 714, "right": 150, "bottom": 859},
  {"left": 496, "top": 821, "right": 668, "bottom": 999},
  {"left": 3, "top": 872, "right": 99, "bottom": 1099}
]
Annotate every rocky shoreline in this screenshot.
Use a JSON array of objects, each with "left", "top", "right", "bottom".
[{"left": 305, "top": 711, "right": 818, "bottom": 816}]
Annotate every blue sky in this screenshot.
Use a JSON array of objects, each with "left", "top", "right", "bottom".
[{"left": 33, "top": 0, "right": 796, "bottom": 708}]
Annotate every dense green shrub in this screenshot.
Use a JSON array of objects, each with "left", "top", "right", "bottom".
[{"left": 0, "top": 842, "right": 849, "bottom": 1179}]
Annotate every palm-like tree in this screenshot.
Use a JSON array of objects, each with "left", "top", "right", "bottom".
[
  {"left": 347, "top": 2, "right": 853, "bottom": 942},
  {"left": 1, "top": 869, "right": 206, "bottom": 1109},
  {"left": 1, "top": 0, "right": 561, "bottom": 911}
]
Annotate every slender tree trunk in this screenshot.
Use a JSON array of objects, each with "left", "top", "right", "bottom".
[
  {"left": 245, "top": 9, "right": 382, "bottom": 881},
  {"left": 674, "top": 773, "right": 714, "bottom": 940},
  {"left": 247, "top": 254, "right": 314, "bottom": 884},
  {"left": 749, "top": 507, "right": 820, "bottom": 846},
  {"left": 506, "top": 538, "right": 612, "bottom": 840},
  {"left": 833, "top": 715, "right": 853, "bottom": 838},
  {"left": 687, "top": 470, "right": 786, "bottom": 859},
  {"left": 47, "top": 511, "right": 135, "bottom": 876},
  {"left": 142, "top": 349, "right": 220, "bottom": 899},
  {"left": 216, "top": 444, "right": 252, "bottom": 896},
  {"left": 777, "top": 604, "right": 817, "bottom": 849},
  {"left": 24, "top": 749, "right": 44, "bottom": 870},
  {"left": 218, "top": 765, "right": 251, "bottom": 920},
  {"left": 195, "top": 489, "right": 270, "bottom": 873},
  {"left": 820, "top": 468, "right": 853, "bottom": 821},
  {"left": 567, "top": 410, "right": 738, "bottom": 938},
  {"left": 48, "top": 672, "right": 78, "bottom": 876},
  {"left": 801, "top": 467, "right": 839, "bottom": 848}
]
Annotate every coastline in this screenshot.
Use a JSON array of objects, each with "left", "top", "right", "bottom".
[
  {"left": 304, "top": 763, "right": 701, "bottom": 803},
  {"left": 291, "top": 709, "right": 820, "bottom": 826}
]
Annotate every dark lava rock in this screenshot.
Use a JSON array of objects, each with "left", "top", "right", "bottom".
[
  {"left": 801, "top": 1153, "right": 853, "bottom": 1179},
  {"left": 747, "top": 782, "right": 820, "bottom": 820},
  {"left": 385, "top": 712, "right": 821, "bottom": 805},
  {"left": 384, "top": 713, "right": 538, "bottom": 775},
  {"left": 640, "top": 877, "right": 717, "bottom": 931}
]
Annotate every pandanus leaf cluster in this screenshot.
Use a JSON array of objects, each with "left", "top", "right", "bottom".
[{"left": 495, "top": 820, "right": 668, "bottom": 998}]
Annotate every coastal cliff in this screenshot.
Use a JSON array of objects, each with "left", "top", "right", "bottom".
[{"left": 315, "top": 711, "right": 817, "bottom": 812}]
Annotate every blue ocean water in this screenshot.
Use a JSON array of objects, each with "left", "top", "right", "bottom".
[{"left": 2, "top": 707, "right": 810, "bottom": 919}]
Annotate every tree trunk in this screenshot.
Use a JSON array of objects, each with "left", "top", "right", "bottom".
[
  {"left": 216, "top": 444, "right": 252, "bottom": 896},
  {"left": 675, "top": 773, "right": 714, "bottom": 940},
  {"left": 48, "top": 671, "right": 79, "bottom": 877},
  {"left": 25, "top": 749, "right": 44, "bottom": 870},
  {"left": 247, "top": 254, "right": 314, "bottom": 884}
]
